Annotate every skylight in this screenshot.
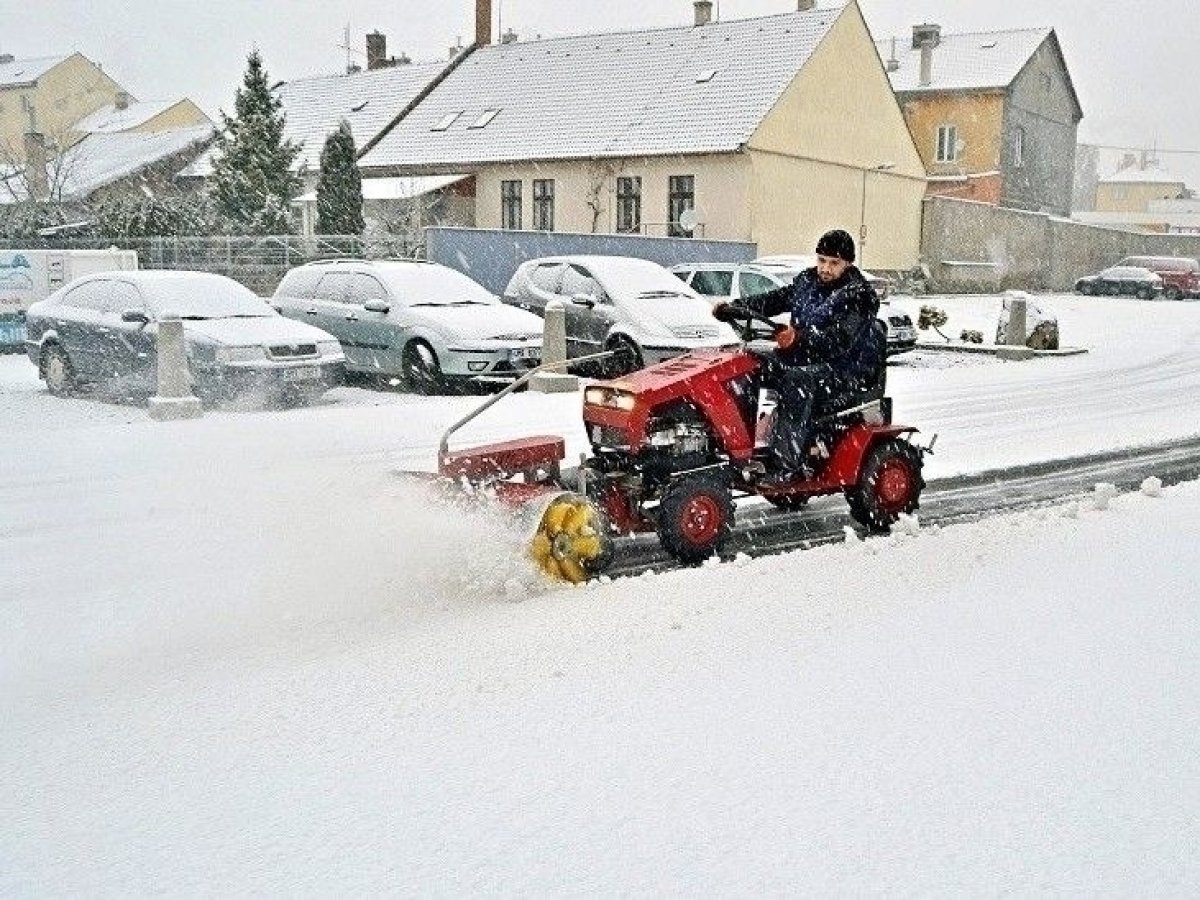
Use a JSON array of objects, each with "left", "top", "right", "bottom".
[
  {"left": 468, "top": 108, "right": 501, "bottom": 129},
  {"left": 695, "top": 69, "right": 718, "bottom": 83},
  {"left": 431, "top": 111, "right": 463, "bottom": 132}
]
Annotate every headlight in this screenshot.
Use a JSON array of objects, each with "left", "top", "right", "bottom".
[
  {"left": 215, "top": 345, "right": 265, "bottom": 363},
  {"left": 317, "top": 340, "right": 343, "bottom": 357},
  {"left": 584, "top": 386, "right": 637, "bottom": 411}
]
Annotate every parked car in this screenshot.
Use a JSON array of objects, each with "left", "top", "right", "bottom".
[
  {"left": 502, "top": 255, "right": 739, "bottom": 375},
  {"left": 273, "top": 259, "right": 545, "bottom": 393},
  {"left": 1074, "top": 266, "right": 1163, "bottom": 299},
  {"left": 24, "top": 271, "right": 345, "bottom": 404},
  {"left": 1115, "top": 255, "right": 1200, "bottom": 300},
  {"left": 670, "top": 260, "right": 917, "bottom": 356},
  {"left": 754, "top": 254, "right": 893, "bottom": 299}
]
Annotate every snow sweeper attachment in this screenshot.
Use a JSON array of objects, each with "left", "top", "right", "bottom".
[{"left": 420, "top": 354, "right": 616, "bottom": 585}]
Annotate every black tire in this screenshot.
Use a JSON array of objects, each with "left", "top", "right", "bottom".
[
  {"left": 402, "top": 341, "right": 443, "bottom": 395},
  {"left": 1138, "top": 286, "right": 1155, "bottom": 300},
  {"left": 657, "top": 473, "right": 734, "bottom": 564},
  {"left": 1077, "top": 282, "right": 1092, "bottom": 295},
  {"left": 1165, "top": 286, "right": 1183, "bottom": 302},
  {"left": 846, "top": 438, "right": 924, "bottom": 533},
  {"left": 41, "top": 344, "right": 77, "bottom": 397},
  {"left": 605, "top": 335, "right": 644, "bottom": 378}
]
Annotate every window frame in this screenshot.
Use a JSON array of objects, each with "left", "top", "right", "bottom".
[
  {"left": 616, "top": 176, "right": 642, "bottom": 234},
  {"left": 1013, "top": 126, "right": 1025, "bottom": 168},
  {"left": 501, "top": 179, "right": 523, "bottom": 231},
  {"left": 667, "top": 174, "right": 696, "bottom": 238},
  {"left": 532, "top": 178, "right": 555, "bottom": 232},
  {"left": 935, "top": 124, "right": 959, "bottom": 163}
]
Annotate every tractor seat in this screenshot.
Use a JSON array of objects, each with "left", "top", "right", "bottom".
[{"left": 813, "top": 366, "right": 889, "bottom": 424}]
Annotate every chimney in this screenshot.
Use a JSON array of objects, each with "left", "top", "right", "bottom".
[
  {"left": 476, "top": 0, "right": 493, "bottom": 46},
  {"left": 114, "top": 90, "right": 131, "bottom": 111},
  {"left": 797, "top": 0, "right": 817, "bottom": 10},
  {"left": 911, "top": 23, "right": 941, "bottom": 50},
  {"left": 500, "top": 28, "right": 518, "bottom": 44},
  {"left": 694, "top": 1, "right": 713, "bottom": 26},
  {"left": 23, "top": 132, "right": 49, "bottom": 201},
  {"left": 886, "top": 37, "right": 900, "bottom": 72},
  {"left": 366, "top": 31, "right": 387, "bottom": 70}
]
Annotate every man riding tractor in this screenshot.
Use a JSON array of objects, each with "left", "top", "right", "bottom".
[{"left": 714, "top": 229, "right": 887, "bottom": 483}]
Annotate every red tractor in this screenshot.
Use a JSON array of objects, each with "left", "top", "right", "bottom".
[{"left": 434, "top": 308, "right": 930, "bottom": 583}]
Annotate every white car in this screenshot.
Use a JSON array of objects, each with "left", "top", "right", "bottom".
[
  {"left": 670, "top": 260, "right": 916, "bottom": 357},
  {"left": 273, "top": 260, "right": 545, "bottom": 393},
  {"left": 502, "top": 255, "right": 739, "bottom": 376}
]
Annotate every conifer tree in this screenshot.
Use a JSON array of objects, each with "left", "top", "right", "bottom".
[
  {"left": 209, "top": 49, "right": 301, "bottom": 234},
  {"left": 316, "top": 120, "right": 365, "bottom": 235}
]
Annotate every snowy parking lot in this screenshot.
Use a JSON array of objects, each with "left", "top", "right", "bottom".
[{"left": 2, "top": 292, "right": 1199, "bottom": 894}]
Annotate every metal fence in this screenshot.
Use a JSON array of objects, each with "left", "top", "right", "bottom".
[{"left": 0, "top": 234, "right": 423, "bottom": 292}]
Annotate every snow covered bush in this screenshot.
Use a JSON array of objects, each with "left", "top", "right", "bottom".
[
  {"left": 960, "top": 329, "right": 983, "bottom": 344},
  {"left": 996, "top": 291, "right": 1059, "bottom": 350},
  {"left": 918, "top": 305, "right": 950, "bottom": 341}
]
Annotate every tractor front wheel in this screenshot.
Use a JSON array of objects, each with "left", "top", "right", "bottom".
[
  {"left": 657, "top": 473, "right": 733, "bottom": 564},
  {"left": 847, "top": 439, "right": 924, "bottom": 532}
]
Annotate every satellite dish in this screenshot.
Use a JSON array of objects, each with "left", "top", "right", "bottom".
[{"left": 678, "top": 208, "right": 699, "bottom": 233}]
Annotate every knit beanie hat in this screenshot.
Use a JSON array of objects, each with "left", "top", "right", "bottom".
[{"left": 815, "top": 228, "right": 856, "bottom": 263}]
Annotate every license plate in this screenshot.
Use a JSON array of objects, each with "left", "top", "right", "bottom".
[
  {"left": 0, "top": 320, "right": 24, "bottom": 347},
  {"left": 284, "top": 366, "right": 319, "bottom": 382},
  {"left": 510, "top": 346, "right": 540, "bottom": 360},
  {"left": 892, "top": 328, "right": 915, "bottom": 342}
]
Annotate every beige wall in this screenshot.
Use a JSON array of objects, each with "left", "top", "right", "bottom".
[
  {"left": 472, "top": 154, "right": 751, "bottom": 240},
  {"left": 1095, "top": 180, "right": 1187, "bottom": 213},
  {"left": 746, "top": 1, "right": 925, "bottom": 268},
  {"left": 899, "top": 92, "right": 1005, "bottom": 175},
  {"left": 136, "top": 99, "right": 212, "bottom": 133},
  {"left": 0, "top": 54, "right": 123, "bottom": 161}
]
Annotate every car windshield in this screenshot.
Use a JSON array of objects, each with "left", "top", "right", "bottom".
[
  {"left": 145, "top": 277, "right": 273, "bottom": 319},
  {"left": 381, "top": 266, "right": 498, "bottom": 307}
]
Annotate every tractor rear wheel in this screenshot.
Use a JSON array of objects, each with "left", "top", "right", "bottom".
[
  {"left": 657, "top": 473, "right": 733, "bottom": 564},
  {"left": 847, "top": 438, "right": 924, "bottom": 532}
]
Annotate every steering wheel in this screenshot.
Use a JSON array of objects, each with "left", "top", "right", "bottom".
[{"left": 714, "top": 303, "right": 787, "bottom": 343}]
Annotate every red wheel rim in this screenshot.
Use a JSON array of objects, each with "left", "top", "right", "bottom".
[
  {"left": 875, "top": 458, "right": 914, "bottom": 513},
  {"left": 679, "top": 495, "right": 721, "bottom": 544}
]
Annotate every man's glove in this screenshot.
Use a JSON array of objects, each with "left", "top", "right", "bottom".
[
  {"left": 774, "top": 324, "right": 799, "bottom": 350},
  {"left": 712, "top": 302, "right": 737, "bottom": 323}
]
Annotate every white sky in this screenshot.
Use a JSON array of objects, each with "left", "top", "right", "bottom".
[{"left": 8, "top": 2, "right": 1199, "bottom": 166}]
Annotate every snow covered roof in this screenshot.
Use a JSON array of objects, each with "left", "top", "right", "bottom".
[
  {"left": 0, "top": 54, "right": 68, "bottom": 87},
  {"left": 1, "top": 125, "right": 215, "bottom": 203},
  {"left": 278, "top": 62, "right": 450, "bottom": 172},
  {"left": 360, "top": 6, "right": 846, "bottom": 169},
  {"left": 295, "top": 174, "right": 469, "bottom": 203},
  {"left": 1101, "top": 162, "right": 1187, "bottom": 186},
  {"left": 72, "top": 100, "right": 181, "bottom": 134},
  {"left": 876, "top": 27, "right": 1051, "bottom": 93}
]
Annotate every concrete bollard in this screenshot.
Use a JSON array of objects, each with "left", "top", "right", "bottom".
[
  {"left": 530, "top": 299, "right": 579, "bottom": 393},
  {"left": 148, "top": 313, "right": 203, "bottom": 420},
  {"left": 1005, "top": 296, "right": 1028, "bottom": 346}
]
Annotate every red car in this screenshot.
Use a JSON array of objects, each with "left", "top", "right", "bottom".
[{"left": 1117, "top": 256, "right": 1200, "bottom": 301}]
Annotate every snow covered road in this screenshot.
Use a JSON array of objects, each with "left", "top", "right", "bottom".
[{"left": 2, "top": 292, "right": 1199, "bottom": 894}]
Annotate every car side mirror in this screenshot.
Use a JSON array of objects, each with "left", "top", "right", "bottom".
[
  {"left": 363, "top": 299, "right": 390, "bottom": 314},
  {"left": 570, "top": 293, "right": 596, "bottom": 309},
  {"left": 121, "top": 309, "right": 150, "bottom": 325}
]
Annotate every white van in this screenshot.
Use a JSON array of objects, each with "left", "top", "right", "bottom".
[{"left": 0, "top": 248, "right": 139, "bottom": 350}]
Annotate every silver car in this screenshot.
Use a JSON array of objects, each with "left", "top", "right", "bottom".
[
  {"left": 670, "top": 260, "right": 917, "bottom": 357},
  {"left": 23, "top": 271, "right": 345, "bottom": 404},
  {"left": 502, "top": 255, "right": 739, "bottom": 376},
  {"left": 273, "top": 260, "right": 545, "bottom": 393}
]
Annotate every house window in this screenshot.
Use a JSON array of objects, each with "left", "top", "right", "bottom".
[
  {"left": 668, "top": 175, "right": 695, "bottom": 237},
  {"left": 936, "top": 124, "right": 959, "bottom": 163},
  {"left": 501, "top": 180, "right": 522, "bottom": 230},
  {"left": 1014, "top": 126, "right": 1026, "bottom": 167},
  {"left": 532, "top": 179, "right": 555, "bottom": 231},
  {"left": 616, "top": 176, "right": 642, "bottom": 233}
]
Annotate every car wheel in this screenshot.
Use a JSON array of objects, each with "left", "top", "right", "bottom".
[
  {"left": 846, "top": 438, "right": 924, "bottom": 533},
  {"left": 1077, "top": 282, "right": 1092, "bottom": 295},
  {"left": 657, "top": 473, "right": 734, "bottom": 564},
  {"left": 1165, "top": 286, "right": 1183, "bottom": 301},
  {"left": 402, "top": 341, "right": 444, "bottom": 395},
  {"left": 604, "top": 335, "right": 644, "bottom": 378},
  {"left": 1138, "top": 286, "right": 1155, "bottom": 300},
  {"left": 41, "top": 344, "right": 77, "bottom": 397}
]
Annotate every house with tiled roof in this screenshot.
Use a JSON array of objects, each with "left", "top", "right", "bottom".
[
  {"left": 876, "top": 23, "right": 1083, "bottom": 215},
  {"left": 357, "top": 0, "right": 927, "bottom": 269}
]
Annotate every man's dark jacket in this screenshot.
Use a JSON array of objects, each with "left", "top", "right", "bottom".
[{"left": 743, "top": 265, "right": 885, "bottom": 390}]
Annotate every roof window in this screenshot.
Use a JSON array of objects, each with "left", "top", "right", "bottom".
[
  {"left": 468, "top": 108, "right": 501, "bottom": 129},
  {"left": 695, "top": 69, "right": 717, "bottom": 83},
  {"left": 431, "top": 111, "right": 463, "bottom": 131}
]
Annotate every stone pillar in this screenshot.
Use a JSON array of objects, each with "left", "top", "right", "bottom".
[
  {"left": 1005, "top": 296, "right": 1028, "bottom": 346},
  {"left": 148, "top": 314, "right": 203, "bottom": 420},
  {"left": 529, "top": 300, "right": 579, "bottom": 393}
]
